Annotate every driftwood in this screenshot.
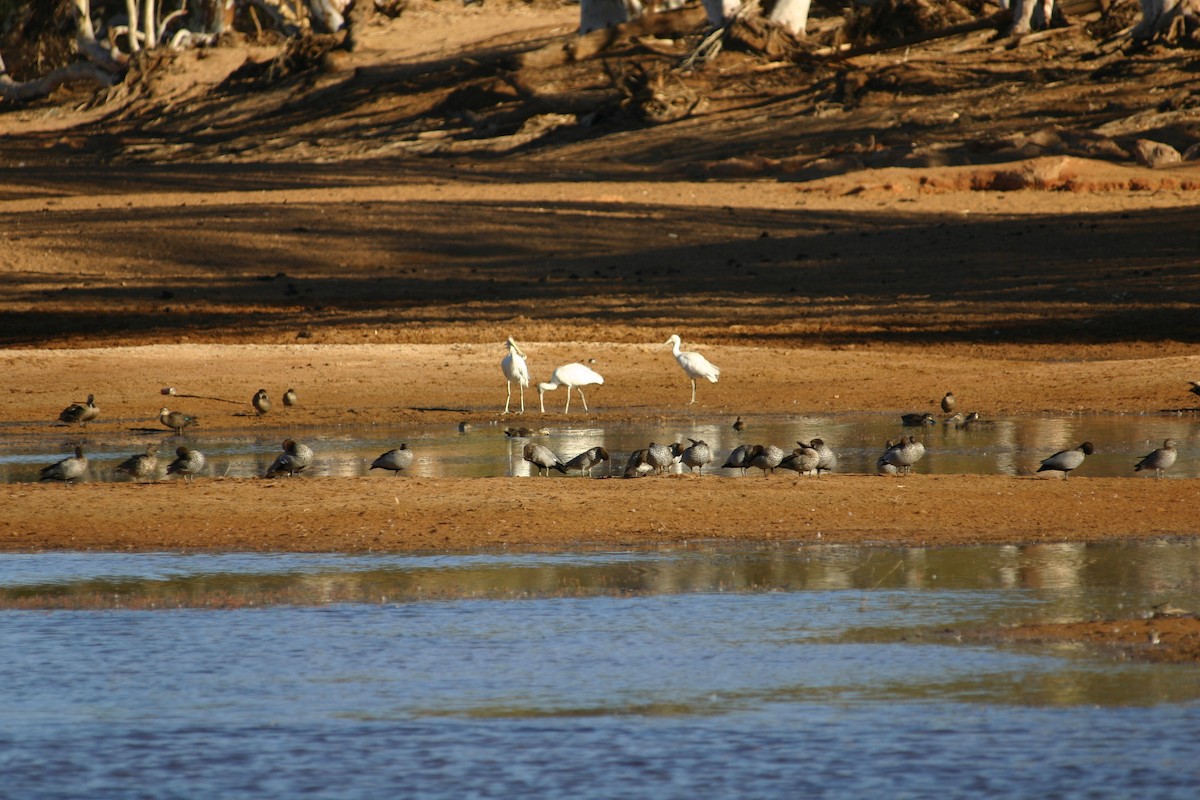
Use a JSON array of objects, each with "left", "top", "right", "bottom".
[
  {"left": 820, "top": 10, "right": 1013, "bottom": 59},
  {"left": 1132, "top": 0, "right": 1200, "bottom": 40},
  {"left": 0, "top": 58, "right": 117, "bottom": 102}
]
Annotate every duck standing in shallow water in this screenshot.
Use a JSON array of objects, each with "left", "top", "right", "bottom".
[
  {"left": 1135, "top": 439, "right": 1177, "bottom": 479},
  {"left": 371, "top": 444, "right": 414, "bottom": 475},
  {"left": 40, "top": 446, "right": 88, "bottom": 484},
  {"left": 749, "top": 444, "right": 785, "bottom": 477},
  {"left": 901, "top": 412, "right": 937, "bottom": 427},
  {"left": 681, "top": 439, "right": 713, "bottom": 475},
  {"left": 623, "top": 448, "right": 653, "bottom": 478},
  {"left": 166, "top": 447, "right": 206, "bottom": 482},
  {"left": 565, "top": 446, "right": 610, "bottom": 477},
  {"left": 1037, "top": 442, "right": 1094, "bottom": 479},
  {"left": 116, "top": 446, "right": 159, "bottom": 483},
  {"left": 882, "top": 436, "right": 925, "bottom": 475},
  {"left": 646, "top": 443, "right": 675, "bottom": 475},
  {"left": 265, "top": 439, "right": 313, "bottom": 478},
  {"left": 59, "top": 394, "right": 100, "bottom": 427},
  {"left": 781, "top": 443, "right": 820, "bottom": 476},
  {"left": 523, "top": 442, "right": 567, "bottom": 476},
  {"left": 722, "top": 444, "right": 756, "bottom": 476},
  {"left": 159, "top": 407, "right": 199, "bottom": 435},
  {"left": 876, "top": 441, "right": 901, "bottom": 476},
  {"left": 810, "top": 439, "right": 837, "bottom": 475}
]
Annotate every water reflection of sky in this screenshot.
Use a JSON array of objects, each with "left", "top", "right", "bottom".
[
  {"left": 0, "top": 413, "right": 1197, "bottom": 482},
  {"left": 4, "top": 541, "right": 1199, "bottom": 622},
  {"left": 3, "top": 543, "right": 1200, "bottom": 798}
]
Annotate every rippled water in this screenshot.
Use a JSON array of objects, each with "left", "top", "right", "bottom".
[
  {"left": 1, "top": 412, "right": 1197, "bottom": 482},
  {"left": 2, "top": 543, "right": 1199, "bottom": 798}
]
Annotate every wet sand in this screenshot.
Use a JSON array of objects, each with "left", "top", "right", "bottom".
[
  {"left": 5, "top": 342, "right": 1199, "bottom": 554},
  {"left": 6, "top": 471, "right": 1197, "bottom": 552}
]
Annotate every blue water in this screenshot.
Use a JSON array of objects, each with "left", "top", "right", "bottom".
[{"left": 2, "top": 544, "right": 1200, "bottom": 798}]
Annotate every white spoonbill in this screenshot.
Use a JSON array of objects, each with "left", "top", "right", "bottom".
[
  {"left": 538, "top": 362, "right": 604, "bottom": 413},
  {"left": 501, "top": 337, "right": 530, "bottom": 414},
  {"left": 665, "top": 334, "right": 720, "bottom": 404}
]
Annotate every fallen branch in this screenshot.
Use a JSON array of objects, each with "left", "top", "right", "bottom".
[
  {"left": 0, "top": 59, "right": 118, "bottom": 103},
  {"left": 822, "top": 10, "right": 1013, "bottom": 60}
]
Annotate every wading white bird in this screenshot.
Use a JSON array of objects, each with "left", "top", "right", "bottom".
[
  {"left": 501, "top": 337, "right": 531, "bottom": 415},
  {"left": 665, "top": 334, "right": 720, "bottom": 404},
  {"left": 538, "top": 363, "right": 604, "bottom": 413}
]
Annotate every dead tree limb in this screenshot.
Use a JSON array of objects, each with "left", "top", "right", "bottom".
[
  {"left": 0, "top": 56, "right": 117, "bottom": 102},
  {"left": 821, "top": 10, "right": 1012, "bottom": 59}
]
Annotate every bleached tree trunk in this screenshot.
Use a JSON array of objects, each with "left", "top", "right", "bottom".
[
  {"left": 580, "top": 0, "right": 635, "bottom": 33},
  {"left": 307, "top": 0, "right": 347, "bottom": 32},
  {"left": 244, "top": 0, "right": 303, "bottom": 37},
  {"left": 193, "top": 0, "right": 234, "bottom": 33},
  {"left": 125, "top": 0, "right": 141, "bottom": 51},
  {"left": 767, "top": 0, "right": 812, "bottom": 35},
  {"left": 142, "top": 0, "right": 158, "bottom": 49},
  {"left": 71, "top": 0, "right": 126, "bottom": 70},
  {"left": 72, "top": 0, "right": 97, "bottom": 41},
  {"left": 0, "top": 51, "right": 117, "bottom": 101},
  {"left": 1010, "top": 0, "right": 1057, "bottom": 34},
  {"left": 1132, "top": 0, "right": 1199, "bottom": 39},
  {"left": 701, "top": 0, "right": 742, "bottom": 27},
  {"left": 701, "top": 0, "right": 809, "bottom": 35}
]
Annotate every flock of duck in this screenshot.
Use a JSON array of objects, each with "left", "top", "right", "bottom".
[
  {"left": 41, "top": 385, "right": 421, "bottom": 484},
  {"left": 34, "top": 336, "right": 1187, "bottom": 483},
  {"left": 517, "top": 436, "right": 842, "bottom": 480}
]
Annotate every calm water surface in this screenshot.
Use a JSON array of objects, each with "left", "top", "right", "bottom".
[
  {"left": 2, "top": 412, "right": 1198, "bottom": 481},
  {"left": 2, "top": 542, "right": 1200, "bottom": 798}
]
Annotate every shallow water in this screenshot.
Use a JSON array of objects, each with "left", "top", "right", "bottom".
[
  {"left": 1, "top": 411, "right": 1197, "bottom": 482},
  {"left": 2, "top": 543, "right": 1200, "bottom": 798}
]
